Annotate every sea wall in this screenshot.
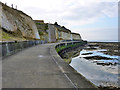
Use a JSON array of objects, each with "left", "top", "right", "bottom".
[
  {"left": 55, "top": 41, "right": 87, "bottom": 58},
  {"left": 50, "top": 42, "right": 97, "bottom": 88},
  {"left": 0, "top": 40, "right": 47, "bottom": 58}
]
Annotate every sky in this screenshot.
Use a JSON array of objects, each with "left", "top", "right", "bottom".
[{"left": 1, "top": 0, "right": 119, "bottom": 42}]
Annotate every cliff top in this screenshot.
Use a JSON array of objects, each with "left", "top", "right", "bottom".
[
  {"left": 1, "top": 2, "right": 32, "bottom": 19},
  {"left": 71, "top": 32, "right": 80, "bottom": 35}
]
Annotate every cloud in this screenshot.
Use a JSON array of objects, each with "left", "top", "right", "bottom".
[
  {"left": 23, "top": 1, "right": 118, "bottom": 27},
  {"left": 1, "top": 0, "right": 118, "bottom": 25},
  {"left": 1, "top": 0, "right": 118, "bottom": 41},
  {"left": 60, "top": 2, "right": 118, "bottom": 27},
  {"left": 74, "top": 27, "right": 118, "bottom": 41}
]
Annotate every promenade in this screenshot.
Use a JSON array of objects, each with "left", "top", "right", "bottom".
[{"left": 2, "top": 43, "right": 98, "bottom": 89}]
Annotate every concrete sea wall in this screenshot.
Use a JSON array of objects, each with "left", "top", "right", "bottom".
[
  {"left": 50, "top": 43, "right": 97, "bottom": 88},
  {"left": 55, "top": 41, "right": 87, "bottom": 58},
  {"left": 0, "top": 40, "right": 47, "bottom": 58}
]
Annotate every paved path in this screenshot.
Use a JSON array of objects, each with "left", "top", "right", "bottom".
[{"left": 2, "top": 43, "right": 98, "bottom": 88}]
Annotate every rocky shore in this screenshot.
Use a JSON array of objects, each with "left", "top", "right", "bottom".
[
  {"left": 87, "top": 42, "right": 119, "bottom": 56},
  {"left": 59, "top": 42, "right": 119, "bottom": 89}
]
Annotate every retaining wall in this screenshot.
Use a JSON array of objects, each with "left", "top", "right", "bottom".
[{"left": 0, "top": 40, "right": 47, "bottom": 58}]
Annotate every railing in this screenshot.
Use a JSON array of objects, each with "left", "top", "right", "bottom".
[{"left": 0, "top": 40, "right": 47, "bottom": 58}]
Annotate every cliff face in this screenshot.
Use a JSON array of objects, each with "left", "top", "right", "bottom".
[
  {"left": 0, "top": 2, "right": 40, "bottom": 40},
  {"left": 0, "top": 3, "right": 2, "bottom": 27},
  {"left": 54, "top": 25, "right": 71, "bottom": 41},
  {"left": 34, "top": 20, "right": 49, "bottom": 41},
  {"left": 48, "top": 24, "right": 57, "bottom": 42},
  {"left": 0, "top": 2, "right": 82, "bottom": 42},
  {"left": 71, "top": 33, "right": 82, "bottom": 40},
  {"left": 47, "top": 23, "right": 82, "bottom": 42}
]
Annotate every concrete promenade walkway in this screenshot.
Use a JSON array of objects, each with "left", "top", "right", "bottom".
[{"left": 2, "top": 43, "right": 98, "bottom": 88}]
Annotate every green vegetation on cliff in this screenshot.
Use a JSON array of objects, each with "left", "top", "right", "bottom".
[
  {"left": 56, "top": 43, "right": 82, "bottom": 53},
  {"left": 36, "top": 23, "right": 48, "bottom": 31},
  {"left": 1, "top": 29, "right": 27, "bottom": 41},
  {"left": 56, "top": 41, "right": 87, "bottom": 53},
  {"left": 35, "top": 22, "right": 49, "bottom": 41},
  {"left": 1, "top": 2, "right": 40, "bottom": 40},
  {"left": 1, "top": 28, "right": 40, "bottom": 41}
]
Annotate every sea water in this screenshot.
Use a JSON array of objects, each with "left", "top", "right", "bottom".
[{"left": 69, "top": 46, "right": 119, "bottom": 87}]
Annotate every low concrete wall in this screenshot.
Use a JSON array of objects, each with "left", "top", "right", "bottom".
[
  {"left": 55, "top": 41, "right": 87, "bottom": 58},
  {"left": 55, "top": 40, "right": 87, "bottom": 50},
  {"left": 0, "top": 40, "right": 47, "bottom": 58},
  {"left": 50, "top": 43, "right": 98, "bottom": 88}
]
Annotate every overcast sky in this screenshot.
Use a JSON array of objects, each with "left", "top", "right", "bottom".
[{"left": 1, "top": 0, "right": 118, "bottom": 41}]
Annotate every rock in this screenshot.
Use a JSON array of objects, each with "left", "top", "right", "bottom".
[
  {"left": 1, "top": 2, "right": 40, "bottom": 40},
  {"left": 83, "top": 56, "right": 114, "bottom": 60},
  {"left": 81, "top": 52, "right": 93, "bottom": 55}
]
